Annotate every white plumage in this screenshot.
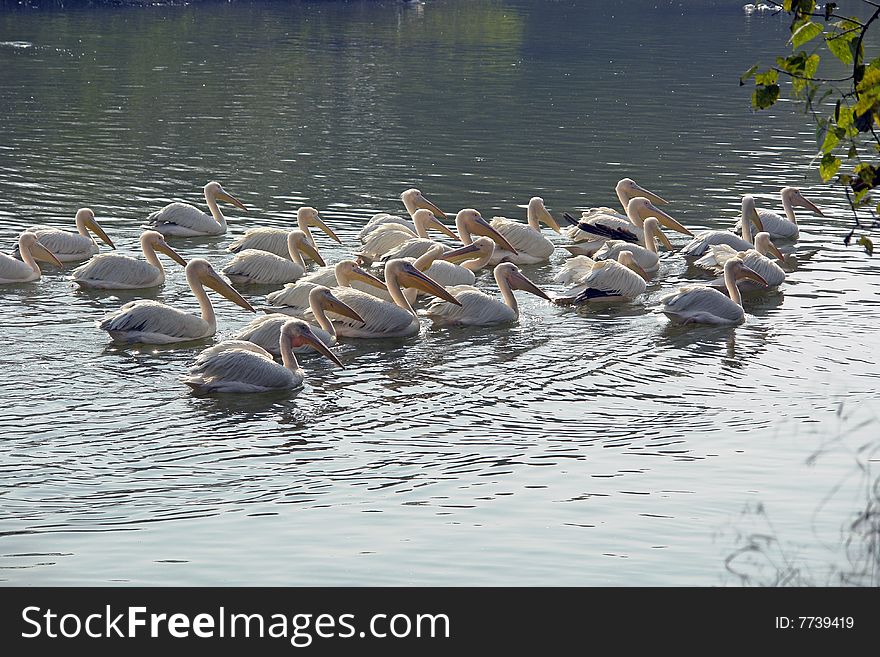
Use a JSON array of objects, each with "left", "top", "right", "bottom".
[
  {"left": 357, "top": 188, "right": 449, "bottom": 243},
  {"left": 0, "top": 232, "right": 62, "bottom": 284},
  {"left": 696, "top": 232, "right": 787, "bottom": 291},
  {"left": 226, "top": 206, "right": 340, "bottom": 257},
  {"left": 265, "top": 260, "right": 387, "bottom": 314},
  {"left": 23, "top": 208, "right": 115, "bottom": 262},
  {"left": 733, "top": 187, "right": 823, "bottom": 240},
  {"left": 488, "top": 196, "right": 561, "bottom": 264},
  {"left": 71, "top": 231, "right": 186, "bottom": 289},
  {"left": 144, "top": 181, "right": 247, "bottom": 237},
  {"left": 563, "top": 178, "right": 671, "bottom": 243},
  {"left": 681, "top": 195, "right": 761, "bottom": 257},
  {"left": 222, "top": 229, "right": 323, "bottom": 285},
  {"left": 358, "top": 208, "right": 457, "bottom": 263},
  {"left": 594, "top": 216, "right": 669, "bottom": 273},
  {"left": 554, "top": 252, "right": 647, "bottom": 302}
]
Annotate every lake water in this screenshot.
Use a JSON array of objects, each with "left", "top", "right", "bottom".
[{"left": 1, "top": 0, "right": 878, "bottom": 586}]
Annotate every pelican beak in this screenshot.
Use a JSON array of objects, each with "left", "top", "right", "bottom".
[
  {"left": 538, "top": 206, "right": 562, "bottom": 234},
  {"left": 630, "top": 182, "right": 668, "bottom": 205},
  {"left": 298, "top": 239, "right": 326, "bottom": 267},
  {"left": 471, "top": 215, "right": 519, "bottom": 255},
  {"left": 798, "top": 194, "right": 824, "bottom": 216},
  {"left": 641, "top": 205, "right": 692, "bottom": 237},
  {"left": 155, "top": 240, "right": 188, "bottom": 266},
  {"left": 86, "top": 217, "right": 115, "bottom": 249},
  {"left": 441, "top": 242, "right": 482, "bottom": 264},
  {"left": 737, "top": 265, "right": 768, "bottom": 287},
  {"left": 652, "top": 223, "right": 674, "bottom": 250},
  {"left": 768, "top": 241, "right": 785, "bottom": 262},
  {"left": 308, "top": 213, "right": 342, "bottom": 244},
  {"left": 627, "top": 260, "right": 651, "bottom": 281},
  {"left": 427, "top": 214, "right": 459, "bottom": 240},
  {"left": 352, "top": 265, "right": 388, "bottom": 291},
  {"left": 414, "top": 194, "right": 447, "bottom": 221},
  {"left": 32, "top": 242, "right": 63, "bottom": 267},
  {"left": 399, "top": 263, "right": 461, "bottom": 305},
  {"left": 508, "top": 269, "right": 552, "bottom": 301},
  {"left": 324, "top": 294, "right": 364, "bottom": 324},
  {"left": 749, "top": 207, "right": 765, "bottom": 233},
  {"left": 292, "top": 328, "right": 344, "bottom": 368},
  {"left": 217, "top": 190, "right": 248, "bottom": 212},
  {"left": 204, "top": 272, "right": 256, "bottom": 312}
]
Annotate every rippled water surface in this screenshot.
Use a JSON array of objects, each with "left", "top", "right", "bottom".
[{"left": 1, "top": 0, "right": 878, "bottom": 585}]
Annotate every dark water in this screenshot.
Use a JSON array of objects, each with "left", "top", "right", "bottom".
[{"left": 0, "top": 0, "right": 877, "bottom": 585}]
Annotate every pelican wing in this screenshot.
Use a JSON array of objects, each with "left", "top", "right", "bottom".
[
  {"left": 681, "top": 230, "right": 752, "bottom": 257},
  {"left": 0, "top": 252, "right": 38, "bottom": 282},
  {"left": 222, "top": 250, "right": 304, "bottom": 285},
  {"left": 660, "top": 286, "right": 744, "bottom": 324},
  {"left": 358, "top": 214, "right": 411, "bottom": 241},
  {"left": 99, "top": 300, "right": 209, "bottom": 340},
  {"left": 326, "top": 287, "right": 417, "bottom": 336},
  {"left": 422, "top": 260, "right": 476, "bottom": 288},
  {"left": 28, "top": 227, "right": 95, "bottom": 260},
  {"left": 145, "top": 202, "right": 220, "bottom": 236},
  {"left": 554, "top": 255, "right": 596, "bottom": 286},
  {"left": 195, "top": 339, "right": 273, "bottom": 363},
  {"left": 694, "top": 244, "right": 738, "bottom": 272},
  {"left": 234, "top": 315, "right": 290, "bottom": 355},
  {"left": 490, "top": 217, "right": 554, "bottom": 259},
  {"left": 227, "top": 228, "right": 290, "bottom": 257},
  {"left": 72, "top": 254, "right": 161, "bottom": 288},
  {"left": 594, "top": 240, "right": 659, "bottom": 272},
  {"left": 579, "top": 260, "right": 646, "bottom": 298},
  {"left": 380, "top": 238, "right": 445, "bottom": 262},
  {"left": 183, "top": 349, "right": 300, "bottom": 392},
  {"left": 357, "top": 223, "right": 418, "bottom": 260},
  {"left": 426, "top": 286, "right": 515, "bottom": 326}
]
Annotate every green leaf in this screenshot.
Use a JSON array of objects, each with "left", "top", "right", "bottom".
[
  {"left": 740, "top": 65, "right": 759, "bottom": 86},
  {"left": 821, "top": 126, "right": 840, "bottom": 153},
  {"left": 752, "top": 84, "right": 781, "bottom": 109},
  {"left": 849, "top": 143, "right": 858, "bottom": 158},
  {"left": 857, "top": 235, "right": 874, "bottom": 256},
  {"left": 789, "top": 21, "right": 823, "bottom": 48},
  {"left": 820, "top": 153, "right": 841, "bottom": 181},
  {"left": 755, "top": 69, "right": 778, "bottom": 85},
  {"left": 827, "top": 34, "right": 855, "bottom": 65}
]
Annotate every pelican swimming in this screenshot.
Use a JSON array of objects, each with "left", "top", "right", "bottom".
[
  {"left": 182, "top": 319, "right": 343, "bottom": 394},
  {"left": 144, "top": 181, "right": 248, "bottom": 237},
  {"left": 681, "top": 195, "right": 764, "bottom": 257},
  {"left": 221, "top": 229, "right": 324, "bottom": 285},
  {"left": 660, "top": 258, "right": 768, "bottom": 325},
  {"left": 265, "top": 259, "right": 387, "bottom": 314},
  {"left": 487, "top": 196, "right": 561, "bottom": 264},
  {"left": 697, "top": 231, "right": 787, "bottom": 291},
  {"left": 23, "top": 208, "right": 115, "bottom": 262},
  {"left": 227, "top": 206, "right": 341, "bottom": 257},
  {"left": 563, "top": 178, "right": 671, "bottom": 243},
  {"left": 99, "top": 258, "right": 255, "bottom": 344},
  {"left": 71, "top": 230, "right": 187, "bottom": 289},
  {"left": 357, "top": 208, "right": 458, "bottom": 263},
  {"left": 553, "top": 251, "right": 649, "bottom": 304},
  {"left": 358, "top": 188, "right": 449, "bottom": 241},
  {"left": 734, "top": 187, "right": 823, "bottom": 240},
  {"left": 235, "top": 286, "right": 363, "bottom": 356},
  {"left": 0, "top": 232, "right": 62, "bottom": 284},
  {"left": 418, "top": 236, "right": 496, "bottom": 291},
  {"left": 592, "top": 216, "right": 671, "bottom": 274},
  {"left": 319, "top": 259, "right": 460, "bottom": 338}
]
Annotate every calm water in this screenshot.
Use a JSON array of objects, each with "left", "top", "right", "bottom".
[{"left": 1, "top": 0, "right": 878, "bottom": 586}]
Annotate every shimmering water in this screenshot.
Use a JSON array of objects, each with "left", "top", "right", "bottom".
[{"left": 1, "top": 0, "right": 878, "bottom": 586}]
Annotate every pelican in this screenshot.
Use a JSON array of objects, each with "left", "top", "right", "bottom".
[
  {"left": 697, "top": 232, "right": 787, "bottom": 291},
  {"left": 562, "top": 196, "right": 691, "bottom": 255},
  {"left": 357, "top": 208, "right": 458, "bottom": 263},
  {"left": 227, "top": 206, "right": 341, "bottom": 257},
  {"left": 660, "top": 258, "right": 768, "bottom": 325},
  {"left": 71, "top": 231, "right": 186, "bottom": 289},
  {"left": 592, "top": 217, "right": 671, "bottom": 274},
  {"left": 321, "top": 259, "right": 461, "bottom": 338},
  {"left": 182, "top": 319, "right": 343, "bottom": 394},
  {"left": 734, "top": 187, "right": 823, "bottom": 240},
  {"left": 265, "top": 259, "right": 387, "bottom": 314},
  {"left": 1, "top": 232, "right": 62, "bottom": 284},
  {"left": 358, "top": 188, "right": 448, "bottom": 241},
  {"left": 98, "top": 258, "right": 255, "bottom": 344},
  {"left": 681, "top": 195, "right": 764, "bottom": 257},
  {"left": 553, "top": 251, "right": 649, "bottom": 304},
  {"left": 235, "top": 286, "right": 363, "bottom": 356},
  {"left": 144, "top": 181, "right": 247, "bottom": 237},
  {"left": 487, "top": 196, "right": 561, "bottom": 265},
  {"left": 221, "top": 229, "right": 324, "bottom": 285},
  {"left": 427, "top": 262, "right": 551, "bottom": 327},
  {"left": 563, "top": 178, "right": 670, "bottom": 243},
  {"left": 22, "top": 208, "right": 115, "bottom": 262},
  {"left": 416, "top": 236, "right": 496, "bottom": 292}
]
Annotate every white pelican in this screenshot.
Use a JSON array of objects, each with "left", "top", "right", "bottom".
[
  {"left": 563, "top": 178, "right": 670, "bottom": 243},
  {"left": 426, "top": 262, "right": 551, "bottom": 327},
  {"left": 235, "top": 286, "right": 363, "bottom": 356},
  {"left": 0, "top": 232, "right": 63, "bottom": 284},
  {"left": 593, "top": 217, "right": 671, "bottom": 274},
  {"left": 562, "top": 196, "right": 691, "bottom": 255},
  {"left": 221, "top": 229, "right": 324, "bottom": 285},
  {"left": 99, "top": 258, "right": 255, "bottom": 344},
  {"left": 660, "top": 258, "right": 768, "bottom": 325},
  {"left": 227, "top": 206, "right": 341, "bottom": 257},
  {"left": 698, "top": 232, "right": 787, "bottom": 291},
  {"left": 321, "top": 259, "right": 460, "bottom": 338},
  {"left": 681, "top": 195, "right": 764, "bottom": 257},
  {"left": 357, "top": 208, "right": 458, "bottom": 264},
  {"left": 358, "top": 188, "right": 448, "bottom": 241},
  {"left": 265, "top": 259, "right": 387, "bottom": 314},
  {"left": 487, "top": 197, "right": 562, "bottom": 265},
  {"left": 144, "top": 181, "right": 248, "bottom": 237},
  {"left": 23, "top": 208, "right": 115, "bottom": 262},
  {"left": 734, "top": 187, "right": 823, "bottom": 240},
  {"left": 414, "top": 236, "right": 496, "bottom": 293},
  {"left": 71, "top": 231, "right": 187, "bottom": 289},
  {"left": 182, "top": 319, "right": 343, "bottom": 394},
  {"left": 553, "top": 251, "right": 649, "bottom": 304}
]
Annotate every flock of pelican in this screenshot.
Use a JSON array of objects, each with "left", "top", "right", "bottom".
[{"left": 1, "top": 179, "right": 824, "bottom": 394}]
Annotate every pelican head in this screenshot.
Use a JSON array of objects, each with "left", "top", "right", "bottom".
[
  {"left": 400, "top": 188, "right": 447, "bottom": 221},
  {"left": 19, "top": 232, "right": 62, "bottom": 267},
  {"left": 281, "top": 319, "right": 344, "bottom": 368},
  {"left": 528, "top": 197, "right": 561, "bottom": 233},
  {"left": 617, "top": 250, "right": 651, "bottom": 281},
  {"left": 412, "top": 208, "right": 458, "bottom": 240},
  {"left": 75, "top": 208, "right": 115, "bottom": 249},
  {"left": 288, "top": 229, "right": 325, "bottom": 267},
  {"left": 642, "top": 216, "right": 673, "bottom": 250},
  {"left": 441, "top": 236, "right": 495, "bottom": 264},
  {"left": 334, "top": 259, "right": 387, "bottom": 291},
  {"left": 386, "top": 259, "right": 461, "bottom": 305},
  {"left": 617, "top": 178, "right": 668, "bottom": 205},
  {"left": 141, "top": 230, "right": 187, "bottom": 266},
  {"left": 455, "top": 209, "right": 519, "bottom": 254},
  {"left": 753, "top": 232, "right": 785, "bottom": 261},
  {"left": 627, "top": 197, "right": 692, "bottom": 236},
  {"left": 297, "top": 206, "right": 341, "bottom": 243},
  {"left": 781, "top": 186, "right": 824, "bottom": 216},
  {"left": 725, "top": 258, "right": 768, "bottom": 286},
  {"left": 205, "top": 181, "right": 248, "bottom": 212},
  {"left": 496, "top": 262, "right": 552, "bottom": 301},
  {"left": 187, "top": 258, "right": 256, "bottom": 312},
  {"left": 309, "top": 285, "right": 364, "bottom": 324}
]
